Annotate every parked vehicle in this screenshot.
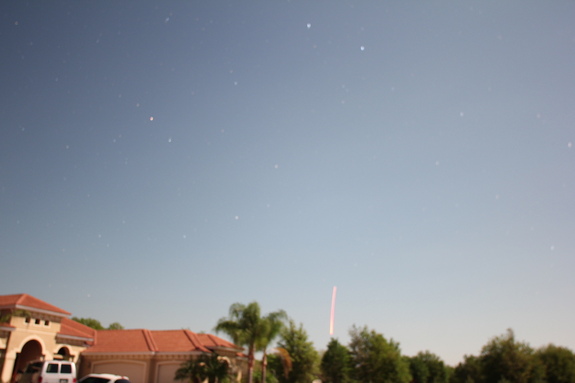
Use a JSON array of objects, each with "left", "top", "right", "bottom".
[
  {"left": 78, "top": 374, "right": 130, "bottom": 383},
  {"left": 20, "top": 360, "right": 77, "bottom": 383}
]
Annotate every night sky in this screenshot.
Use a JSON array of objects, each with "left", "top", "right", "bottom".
[{"left": 1, "top": 1, "right": 575, "bottom": 365}]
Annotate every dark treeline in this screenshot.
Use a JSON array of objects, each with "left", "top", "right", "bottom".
[
  {"left": 71, "top": 305, "right": 575, "bottom": 383},
  {"left": 206, "top": 302, "right": 575, "bottom": 383},
  {"left": 320, "top": 328, "right": 575, "bottom": 383}
]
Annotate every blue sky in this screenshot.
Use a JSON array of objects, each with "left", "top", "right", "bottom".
[{"left": 1, "top": 1, "right": 574, "bottom": 365}]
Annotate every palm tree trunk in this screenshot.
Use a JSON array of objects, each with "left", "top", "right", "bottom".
[
  {"left": 261, "top": 352, "right": 267, "bottom": 383},
  {"left": 247, "top": 346, "right": 255, "bottom": 383}
]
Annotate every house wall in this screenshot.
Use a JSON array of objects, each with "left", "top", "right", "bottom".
[
  {"left": 92, "top": 360, "right": 147, "bottom": 383},
  {"left": 0, "top": 315, "right": 88, "bottom": 383},
  {"left": 81, "top": 355, "right": 152, "bottom": 383},
  {"left": 1, "top": 316, "right": 56, "bottom": 383},
  {"left": 154, "top": 361, "right": 180, "bottom": 383},
  {"left": 80, "top": 353, "right": 245, "bottom": 383},
  {"left": 81, "top": 354, "right": 192, "bottom": 383}
]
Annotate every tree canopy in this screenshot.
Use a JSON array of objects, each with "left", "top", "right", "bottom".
[
  {"left": 107, "top": 321, "right": 125, "bottom": 330},
  {"left": 478, "top": 329, "right": 542, "bottom": 383},
  {"left": 211, "top": 303, "right": 575, "bottom": 383},
  {"left": 535, "top": 344, "right": 575, "bottom": 383},
  {"left": 72, "top": 317, "right": 124, "bottom": 330},
  {"left": 175, "top": 353, "right": 230, "bottom": 383},
  {"left": 450, "top": 329, "right": 575, "bottom": 383},
  {"left": 72, "top": 317, "right": 105, "bottom": 330},
  {"left": 272, "top": 319, "right": 319, "bottom": 383},
  {"left": 348, "top": 325, "right": 411, "bottom": 383},
  {"left": 408, "top": 351, "right": 450, "bottom": 383},
  {"left": 258, "top": 310, "right": 288, "bottom": 383},
  {"left": 215, "top": 302, "right": 286, "bottom": 383},
  {"left": 451, "top": 354, "right": 481, "bottom": 383},
  {"left": 321, "top": 338, "right": 353, "bottom": 383}
]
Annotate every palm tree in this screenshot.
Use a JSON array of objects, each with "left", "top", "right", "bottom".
[
  {"left": 175, "top": 353, "right": 230, "bottom": 383},
  {"left": 215, "top": 302, "right": 286, "bottom": 383},
  {"left": 203, "top": 354, "right": 231, "bottom": 383},
  {"left": 273, "top": 347, "right": 293, "bottom": 381},
  {"left": 257, "top": 311, "right": 287, "bottom": 383},
  {"left": 175, "top": 356, "right": 206, "bottom": 383}
]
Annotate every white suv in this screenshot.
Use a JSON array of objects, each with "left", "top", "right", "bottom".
[
  {"left": 20, "top": 360, "right": 77, "bottom": 383},
  {"left": 79, "top": 374, "right": 130, "bottom": 383}
]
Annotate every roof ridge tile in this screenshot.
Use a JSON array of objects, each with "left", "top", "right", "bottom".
[
  {"left": 143, "top": 329, "right": 159, "bottom": 352},
  {"left": 184, "top": 329, "right": 210, "bottom": 353}
]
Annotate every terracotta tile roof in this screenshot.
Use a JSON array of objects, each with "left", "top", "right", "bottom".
[
  {"left": 0, "top": 294, "right": 70, "bottom": 316},
  {"left": 151, "top": 330, "right": 210, "bottom": 353},
  {"left": 59, "top": 317, "right": 96, "bottom": 342},
  {"left": 197, "top": 333, "right": 240, "bottom": 350},
  {"left": 83, "top": 329, "right": 158, "bottom": 353},
  {"left": 82, "top": 329, "right": 241, "bottom": 355}
]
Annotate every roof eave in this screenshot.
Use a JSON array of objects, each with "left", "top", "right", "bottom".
[
  {"left": 14, "top": 305, "right": 70, "bottom": 318},
  {"left": 57, "top": 334, "right": 94, "bottom": 342},
  {"left": 207, "top": 346, "right": 245, "bottom": 354}
]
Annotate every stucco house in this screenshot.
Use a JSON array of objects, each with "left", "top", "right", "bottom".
[{"left": 0, "top": 294, "right": 245, "bottom": 383}]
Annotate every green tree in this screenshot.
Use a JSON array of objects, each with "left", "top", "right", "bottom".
[
  {"left": 72, "top": 317, "right": 105, "bottom": 330},
  {"left": 215, "top": 302, "right": 285, "bottom": 383},
  {"left": 479, "top": 329, "right": 542, "bottom": 383},
  {"left": 268, "top": 347, "right": 293, "bottom": 383},
  {"left": 176, "top": 356, "right": 207, "bottom": 383},
  {"left": 0, "top": 309, "right": 31, "bottom": 323},
  {"left": 258, "top": 310, "right": 288, "bottom": 383},
  {"left": 410, "top": 355, "right": 430, "bottom": 383},
  {"left": 348, "top": 325, "right": 411, "bottom": 383},
  {"left": 535, "top": 344, "right": 575, "bottom": 383},
  {"left": 254, "top": 368, "right": 279, "bottom": 383},
  {"left": 72, "top": 317, "right": 124, "bottom": 330},
  {"left": 273, "top": 320, "right": 319, "bottom": 383},
  {"left": 107, "top": 322, "right": 125, "bottom": 330},
  {"left": 450, "top": 355, "right": 481, "bottom": 383},
  {"left": 321, "top": 338, "right": 353, "bottom": 383},
  {"left": 203, "top": 354, "right": 231, "bottom": 383},
  {"left": 408, "top": 351, "right": 448, "bottom": 383},
  {"left": 175, "top": 353, "right": 230, "bottom": 383}
]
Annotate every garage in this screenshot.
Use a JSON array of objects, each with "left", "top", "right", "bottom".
[
  {"left": 156, "top": 362, "right": 180, "bottom": 383},
  {"left": 92, "top": 361, "right": 146, "bottom": 383}
]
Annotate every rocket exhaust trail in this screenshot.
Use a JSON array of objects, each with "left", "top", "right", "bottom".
[{"left": 329, "top": 286, "right": 337, "bottom": 336}]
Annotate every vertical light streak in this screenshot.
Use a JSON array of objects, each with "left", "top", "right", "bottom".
[{"left": 329, "top": 286, "right": 337, "bottom": 336}]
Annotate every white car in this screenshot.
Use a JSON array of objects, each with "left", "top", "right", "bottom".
[
  {"left": 79, "top": 374, "right": 130, "bottom": 383},
  {"left": 20, "top": 360, "right": 77, "bottom": 383}
]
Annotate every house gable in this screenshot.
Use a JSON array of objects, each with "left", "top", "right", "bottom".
[
  {"left": 58, "top": 317, "right": 95, "bottom": 345},
  {"left": 0, "top": 294, "right": 71, "bottom": 317}
]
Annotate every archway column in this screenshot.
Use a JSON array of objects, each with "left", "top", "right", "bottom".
[
  {"left": 1, "top": 350, "right": 17, "bottom": 383},
  {"left": 2, "top": 338, "right": 45, "bottom": 383}
]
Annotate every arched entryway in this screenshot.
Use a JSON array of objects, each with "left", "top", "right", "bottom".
[
  {"left": 12, "top": 340, "right": 43, "bottom": 382},
  {"left": 57, "top": 347, "right": 72, "bottom": 361}
]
